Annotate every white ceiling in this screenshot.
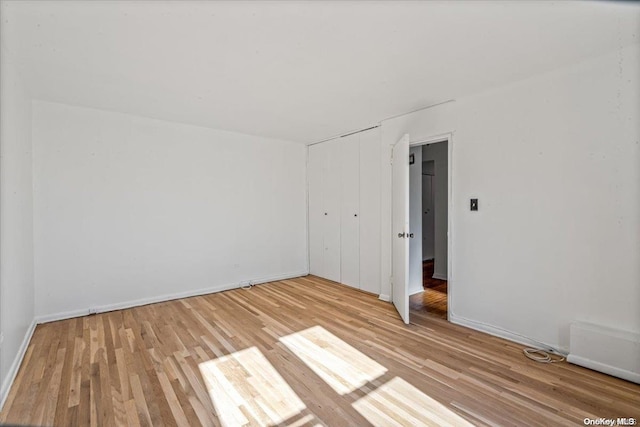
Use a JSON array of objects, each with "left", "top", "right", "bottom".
[{"left": 2, "top": 1, "right": 639, "bottom": 143}]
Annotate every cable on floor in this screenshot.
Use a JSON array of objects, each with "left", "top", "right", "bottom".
[
  {"left": 241, "top": 280, "right": 254, "bottom": 290},
  {"left": 523, "top": 347, "right": 565, "bottom": 363}
]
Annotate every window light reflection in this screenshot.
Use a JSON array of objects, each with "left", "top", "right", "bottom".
[
  {"left": 280, "top": 325, "right": 387, "bottom": 395},
  {"left": 198, "top": 346, "right": 306, "bottom": 427},
  {"left": 352, "top": 376, "right": 474, "bottom": 427}
]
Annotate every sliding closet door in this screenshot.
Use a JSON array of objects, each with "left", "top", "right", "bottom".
[
  {"left": 308, "top": 130, "right": 381, "bottom": 291},
  {"left": 340, "top": 134, "right": 360, "bottom": 288},
  {"left": 322, "top": 139, "right": 342, "bottom": 282},
  {"left": 308, "top": 143, "right": 325, "bottom": 277}
]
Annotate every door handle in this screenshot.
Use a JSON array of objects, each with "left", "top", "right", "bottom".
[{"left": 398, "top": 232, "right": 405, "bottom": 238}]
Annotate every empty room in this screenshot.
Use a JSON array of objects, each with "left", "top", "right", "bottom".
[{"left": 1, "top": 1, "right": 639, "bottom": 426}]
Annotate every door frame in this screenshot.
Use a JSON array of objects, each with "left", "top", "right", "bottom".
[{"left": 409, "top": 132, "right": 453, "bottom": 322}]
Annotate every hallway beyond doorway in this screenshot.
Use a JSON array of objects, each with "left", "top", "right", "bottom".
[{"left": 409, "top": 259, "right": 447, "bottom": 319}]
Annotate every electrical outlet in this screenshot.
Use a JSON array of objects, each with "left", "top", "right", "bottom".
[{"left": 88, "top": 307, "right": 98, "bottom": 315}]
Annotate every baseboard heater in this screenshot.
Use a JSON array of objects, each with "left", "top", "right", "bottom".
[{"left": 568, "top": 321, "right": 640, "bottom": 384}]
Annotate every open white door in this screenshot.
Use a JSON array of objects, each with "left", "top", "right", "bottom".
[{"left": 392, "top": 134, "right": 410, "bottom": 324}]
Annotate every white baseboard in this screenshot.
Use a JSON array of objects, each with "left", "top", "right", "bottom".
[
  {"left": 432, "top": 273, "right": 447, "bottom": 281},
  {"left": 251, "top": 271, "right": 308, "bottom": 285},
  {"left": 567, "top": 355, "right": 640, "bottom": 384},
  {"left": 449, "top": 312, "right": 568, "bottom": 354},
  {"left": 0, "top": 319, "right": 37, "bottom": 411},
  {"left": 409, "top": 288, "right": 424, "bottom": 296},
  {"left": 568, "top": 322, "right": 639, "bottom": 384},
  {"left": 35, "top": 270, "right": 309, "bottom": 324},
  {"left": 378, "top": 294, "right": 390, "bottom": 302}
]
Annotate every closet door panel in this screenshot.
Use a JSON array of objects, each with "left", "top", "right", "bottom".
[
  {"left": 322, "top": 140, "right": 342, "bottom": 283},
  {"left": 340, "top": 135, "right": 360, "bottom": 289},
  {"left": 359, "top": 129, "right": 382, "bottom": 294},
  {"left": 308, "top": 143, "right": 325, "bottom": 277}
]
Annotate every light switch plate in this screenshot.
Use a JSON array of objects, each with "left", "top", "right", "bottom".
[{"left": 470, "top": 198, "right": 478, "bottom": 211}]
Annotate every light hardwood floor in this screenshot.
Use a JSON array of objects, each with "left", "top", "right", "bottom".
[{"left": 1, "top": 275, "right": 638, "bottom": 426}]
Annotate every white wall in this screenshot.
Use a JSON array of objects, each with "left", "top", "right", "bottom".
[
  {"left": 0, "top": 47, "right": 35, "bottom": 401},
  {"left": 32, "top": 101, "right": 308, "bottom": 320},
  {"left": 408, "top": 146, "right": 422, "bottom": 295},
  {"left": 380, "top": 43, "right": 640, "bottom": 352},
  {"left": 422, "top": 141, "right": 448, "bottom": 279},
  {"left": 358, "top": 128, "right": 382, "bottom": 295}
]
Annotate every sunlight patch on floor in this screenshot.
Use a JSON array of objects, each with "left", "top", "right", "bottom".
[
  {"left": 198, "top": 346, "right": 307, "bottom": 427},
  {"left": 285, "top": 413, "right": 324, "bottom": 427},
  {"left": 352, "top": 376, "right": 474, "bottom": 427},
  {"left": 280, "top": 325, "right": 387, "bottom": 395}
]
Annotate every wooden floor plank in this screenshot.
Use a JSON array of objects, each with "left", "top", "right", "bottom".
[{"left": 1, "top": 275, "right": 638, "bottom": 426}]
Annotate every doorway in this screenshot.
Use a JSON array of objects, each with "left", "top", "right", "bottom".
[{"left": 407, "top": 140, "right": 449, "bottom": 321}]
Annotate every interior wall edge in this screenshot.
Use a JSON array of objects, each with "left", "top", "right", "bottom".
[
  {"left": 567, "top": 355, "right": 640, "bottom": 385},
  {"left": 0, "top": 43, "right": 36, "bottom": 403},
  {"left": 31, "top": 98, "right": 306, "bottom": 146},
  {"left": 34, "top": 270, "right": 309, "bottom": 325},
  {"left": 449, "top": 312, "right": 568, "bottom": 355},
  {"left": 0, "top": 319, "right": 36, "bottom": 413}
]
